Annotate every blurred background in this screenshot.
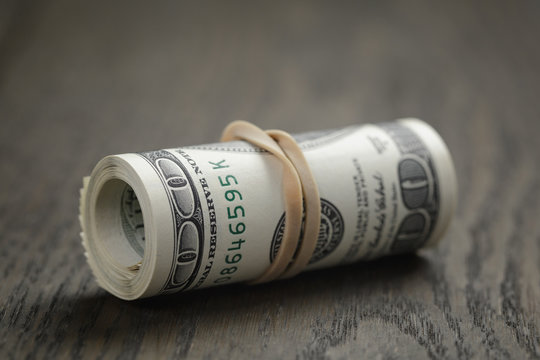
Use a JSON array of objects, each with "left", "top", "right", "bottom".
[
  {"left": 1, "top": 0, "right": 538, "bottom": 158},
  {"left": 1, "top": 1, "right": 539, "bottom": 359}
]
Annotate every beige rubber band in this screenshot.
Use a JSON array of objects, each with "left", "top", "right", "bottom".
[
  {"left": 220, "top": 121, "right": 320, "bottom": 283},
  {"left": 266, "top": 130, "right": 321, "bottom": 279}
]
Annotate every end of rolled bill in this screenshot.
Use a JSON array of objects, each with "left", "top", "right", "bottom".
[
  {"left": 396, "top": 118, "right": 457, "bottom": 249},
  {"left": 80, "top": 155, "right": 176, "bottom": 300}
]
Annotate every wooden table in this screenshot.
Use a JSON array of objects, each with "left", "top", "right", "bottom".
[{"left": 1, "top": 1, "right": 539, "bottom": 358}]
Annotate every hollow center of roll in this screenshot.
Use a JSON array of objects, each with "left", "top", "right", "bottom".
[{"left": 94, "top": 179, "right": 145, "bottom": 267}]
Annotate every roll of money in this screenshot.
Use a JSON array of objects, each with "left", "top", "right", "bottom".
[{"left": 80, "top": 119, "right": 457, "bottom": 300}]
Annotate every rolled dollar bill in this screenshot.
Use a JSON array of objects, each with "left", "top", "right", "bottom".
[{"left": 80, "top": 119, "right": 457, "bottom": 300}]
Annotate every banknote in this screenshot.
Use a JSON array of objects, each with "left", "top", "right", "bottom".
[{"left": 80, "top": 118, "right": 457, "bottom": 300}]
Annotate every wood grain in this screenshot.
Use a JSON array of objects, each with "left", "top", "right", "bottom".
[{"left": 1, "top": 0, "right": 539, "bottom": 359}]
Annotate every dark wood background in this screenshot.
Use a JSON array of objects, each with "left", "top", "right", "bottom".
[{"left": 1, "top": 0, "right": 539, "bottom": 359}]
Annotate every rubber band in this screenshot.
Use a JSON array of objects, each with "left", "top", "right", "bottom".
[{"left": 220, "top": 121, "right": 321, "bottom": 284}]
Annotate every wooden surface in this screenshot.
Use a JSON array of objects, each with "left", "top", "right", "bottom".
[{"left": 1, "top": 1, "right": 539, "bottom": 359}]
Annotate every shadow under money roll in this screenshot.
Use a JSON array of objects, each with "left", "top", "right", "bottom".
[{"left": 80, "top": 118, "right": 457, "bottom": 300}]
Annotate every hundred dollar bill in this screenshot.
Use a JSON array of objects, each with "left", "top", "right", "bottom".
[{"left": 80, "top": 119, "right": 457, "bottom": 300}]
